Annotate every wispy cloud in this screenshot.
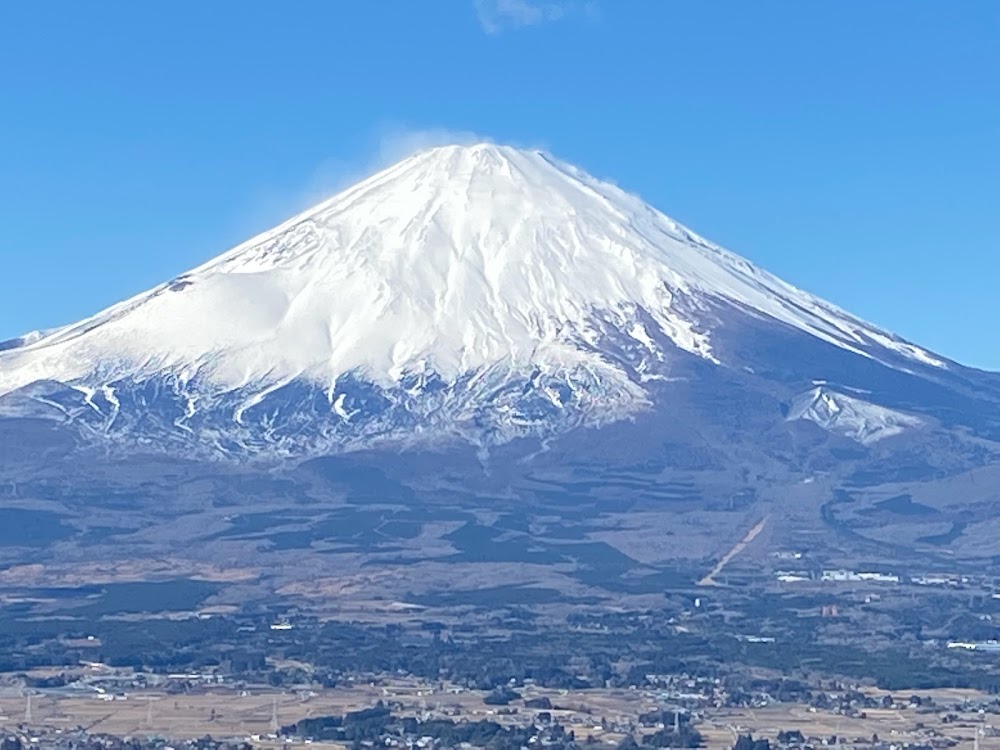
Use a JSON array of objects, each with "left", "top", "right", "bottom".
[
  {"left": 227, "top": 124, "right": 557, "bottom": 251},
  {"left": 309, "top": 125, "right": 552, "bottom": 197},
  {"left": 374, "top": 126, "right": 490, "bottom": 165},
  {"left": 474, "top": 0, "right": 598, "bottom": 35},
  {"left": 237, "top": 125, "right": 533, "bottom": 231},
  {"left": 253, "top": 128, "right": 489, "bottom": 221}
]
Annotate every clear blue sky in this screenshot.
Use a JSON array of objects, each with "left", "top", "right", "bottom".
[{"left": 1, "top": 2, "right": 997, "bottom": 368}]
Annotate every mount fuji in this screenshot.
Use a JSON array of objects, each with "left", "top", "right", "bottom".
[
  {"left": 5, "top": 142, "right": 1000, "bottom": 596},
  {"left": 4, "top": 143, "right": 997, "bottom": 464}
]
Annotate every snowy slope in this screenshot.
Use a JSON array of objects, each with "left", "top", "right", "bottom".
[
  {"left": 788, "top": 386, "right": 925, "bottom": 444},
  {"left": 0, "top": 329, "right": 53, "bottom": 352},
  {"left": 0, "top": 143, "right": 948, "bottom": 452}
]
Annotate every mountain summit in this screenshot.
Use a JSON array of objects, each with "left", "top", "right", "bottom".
[{"left": 1, "top": 144, "right": 996, "bottom": 457}]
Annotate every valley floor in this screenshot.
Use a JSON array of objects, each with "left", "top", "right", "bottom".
[{"left": 2, "top": 677, "right": 999, "bottom": 749}]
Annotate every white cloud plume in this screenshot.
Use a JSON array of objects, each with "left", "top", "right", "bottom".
[
  {"left": 308, "top": 124, "right": 552, "bottom": 195},
  {"left": 474, "top": 0, "right": 597, "bottom": 34},
  {"left": 373, "top": 126, "right": 490, "bottom": 165},
  {"left": 232, "top": 124, "right": 554, "bottom": 243}
]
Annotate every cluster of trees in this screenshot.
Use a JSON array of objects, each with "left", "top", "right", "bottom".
[
  {"left": 483, "top": 686, "right": 522, "bottom": 705},
  {"left": 732, "top": 736, "right": 771, "bottom": 750},
  {"left": 638, "top": 709, "right": 691, "bottom": 728},
  {"left": 617, "top": 727, "right": 704, "bottom": 750},
  {"left": 7, "top": 598, "right": 1000, "bottom": 699},
  {"left": 283, "top": 703, "right": 582, "bottom": 749},
  {"left": 284, "top": 703, "right": 393, "bottom": 741}
]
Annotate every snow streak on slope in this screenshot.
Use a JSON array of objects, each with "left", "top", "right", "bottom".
[{"left": 788, "top": 386, "right": 925, "bottom": 444}]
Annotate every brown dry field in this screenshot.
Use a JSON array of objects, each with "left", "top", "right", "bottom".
[
  {"left": 1, "top": 680, "right": 998, "bottom": 749},
  {"left": 700, "top": 704, "right": 997, "bottom": 750},
  {"left": 0, "top": 680, "right": 622, "bottom": 740}
]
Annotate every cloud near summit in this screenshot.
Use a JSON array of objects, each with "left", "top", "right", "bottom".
[{"left": 474, "top": 0, "right": 597, "bottom": 34}]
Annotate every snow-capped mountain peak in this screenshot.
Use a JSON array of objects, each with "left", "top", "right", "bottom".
[{"left": 0, "top": 143, "right": 949, "bottom": 453}]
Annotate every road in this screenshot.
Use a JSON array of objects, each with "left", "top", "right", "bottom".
[{"left": 698, "top": 516, "right": 768, "bottom": 586}]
